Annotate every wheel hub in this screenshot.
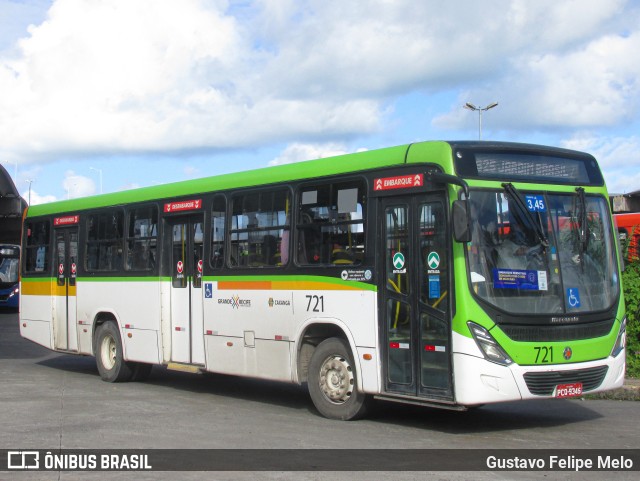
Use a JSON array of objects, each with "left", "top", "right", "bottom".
[
  {"left": 319, "top": 355, "right": 354, "bottom": 404},
  {"left": 101, "top": 335, "right": 117, "bottom": 370}
]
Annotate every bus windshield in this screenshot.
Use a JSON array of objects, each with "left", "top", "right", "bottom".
[
  {"left": 0, "top": 246, "right": 20, "bottom": 285},
  {"left": 467, "top": 189, "right": 619, "bottom": 315}
]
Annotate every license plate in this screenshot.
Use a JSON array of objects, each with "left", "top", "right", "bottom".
[{"left": 555, "top": 382, "right": 583, "bottom": 398}]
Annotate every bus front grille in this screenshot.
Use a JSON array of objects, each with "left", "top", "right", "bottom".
[
  {"left": 500, "top": 319, "right": 615, "bottom": 342},
  {"left": 523, "top": 365, "right": 609, "bottom": 395}
]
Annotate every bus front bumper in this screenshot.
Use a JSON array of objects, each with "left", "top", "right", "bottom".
[{"left": 453, "top": 349, "right": 626, "bottom": 406}]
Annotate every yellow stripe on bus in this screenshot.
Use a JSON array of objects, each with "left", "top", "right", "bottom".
[{"left": 21, "top": 280, "right": 77, "bottom": 297}]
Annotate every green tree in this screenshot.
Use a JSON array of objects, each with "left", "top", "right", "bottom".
[{"left": 622, "top": 261, "right": 640, "bottom": 377}]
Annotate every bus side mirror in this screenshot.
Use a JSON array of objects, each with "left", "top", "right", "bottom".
[{"left": 453, "top": 200, "right": 472, "bottom": 243}]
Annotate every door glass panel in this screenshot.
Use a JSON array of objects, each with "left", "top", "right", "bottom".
[
  {"left": 420, "top": 312, "right": 450, "bottom": 389},
  {"left": 385, "top": 206, "right": 409, "bottom": 296},
  {"left": 56, "top": 232, "right": 65, "bottom": 287},
  {"left": 69, "top": 231, "right": 78, "bottom": 286},
  {"left": 387, "top": 299, "right": 412, "bottom": 385},
  {"left": 419, "top": 202, "right": 448, "bottom": 313},
  {"left": 193, "top": 221, "right": 204, "bottom": 288},
  {"left": 172, "top": 223, "right": 188, "bottom": 288}
]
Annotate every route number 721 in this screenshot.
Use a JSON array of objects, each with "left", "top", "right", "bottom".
[
  {"left": 305, "top": 295, "right": 324, "bottom": 312},
  {"left": 534, "top": 346, "right": 553, "bottom": 363}
]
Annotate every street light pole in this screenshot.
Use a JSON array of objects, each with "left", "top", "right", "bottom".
[
  {"left": 25, "top": 179, "right": 33, "bottom": 205},
  {"left": 90, "top": 167, "right": 103, "bottom": 194},
  {"left": 463, "top": 102, "right": 498, "bottom": 140}
]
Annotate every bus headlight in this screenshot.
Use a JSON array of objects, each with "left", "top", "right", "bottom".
[
  {"left": 467, "top": 322, "right": 513, "bottom": 366},
  {"left": 8, "top": 287, "right": 19, "bottom": 298},
  {"left": 611, "top": 317, "right": 626, "bottom": 358}
]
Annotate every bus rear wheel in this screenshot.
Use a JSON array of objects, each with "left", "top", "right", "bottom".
[
  {"left": 94, "top": 321, "right": 134, "bottom": 382},
  {"left": 307, "top": 337, "right": 369, "bottom": 420}
]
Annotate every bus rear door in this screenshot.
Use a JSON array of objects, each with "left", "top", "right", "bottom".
[
  {"left": 53, "top": 226, "right": 79, "bottom": 351},
  {"left": 166, "top": 214, "right": 205, "bottom": 365}
]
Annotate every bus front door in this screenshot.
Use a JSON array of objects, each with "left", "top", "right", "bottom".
[
  {"left": 53, "top": 227, "right": 78, "bottom": 351},
  {"left": 168, "top": 215, "right": 205, "bottom": 365},
  {"left": 380, "top": 195, "right": 453, "bottom": 401}
]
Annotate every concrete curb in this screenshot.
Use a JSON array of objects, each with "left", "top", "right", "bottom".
[{"left": 586, "top": 377, "right": 640, "bottom": 401}]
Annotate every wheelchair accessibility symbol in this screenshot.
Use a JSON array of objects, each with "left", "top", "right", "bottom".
[{"left": 566, "top": 288, "right": 581, "bottom": 309}]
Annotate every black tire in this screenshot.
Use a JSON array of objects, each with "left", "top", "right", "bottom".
[
  {"left": 94, "top": 322, "right": 134, "bottom": 382},
  {"left": 307, "top": 337, "right": 370, "bottom": 420},
  {"left": 131, "top": 362, "right": 153, "bottom": 382}
]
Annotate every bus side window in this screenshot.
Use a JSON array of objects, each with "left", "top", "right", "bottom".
[
  {"left": 125, "top": 205, "right": 158, "bottom": 272},
  {"left": 296, "top": 181, "right": 365, "bottom": 266},
  {"left": 25, "top": 221, "right": 50, "bottom": 274},
  {"left": 85, "top": 211, "right": 124, "bottom": 272},
  {"left": 229, "top": 190, "right": 290, "bottom": 268}
]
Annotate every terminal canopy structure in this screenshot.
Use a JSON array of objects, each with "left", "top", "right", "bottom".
[{"left": 0, "top": 164, "right": 27, "bottom": 244}]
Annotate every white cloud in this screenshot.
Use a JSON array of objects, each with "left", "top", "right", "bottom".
[
  {"left": 184, "top": 165, "right": 200, "bottom": 178},
  {"left": 434, "top": 27, "right": 640, "bottom": 132},
  {"left": 62, "top": 170, "right": 95, "bottom": 198},
  {"left": 560, "top": 133, "right": 640, "bottom": 193},
  {"left": 118, "top": 182, "right": 142, "bottom": 191},
  {"left": 1, "top": 0, "right": 640, "bottom": 166},
  {"left": 255, "top": 0, "right": 632, "bottom": 99},
  {"left": 0, "top": 0, "right": 384, "bottom": 164},
  {"left": 268, "top": 143, "right": 356, "bottom": 166},
  {"left": 27, "top": 190, "right": 57, "bottom": 206}
]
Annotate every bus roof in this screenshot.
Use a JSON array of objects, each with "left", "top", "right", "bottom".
[
  {"left": 26, "top": 141, "right": 454, "bottom": 217},
  {"left": 25, "top": 140, "right": 598, "bottom": 218}
]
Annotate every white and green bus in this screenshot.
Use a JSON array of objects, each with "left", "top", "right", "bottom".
[{"left": 19, "top": 141, "right": 626, "bottom": 420}]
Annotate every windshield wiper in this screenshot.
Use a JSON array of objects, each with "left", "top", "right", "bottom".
[
  {"left": 572, "top": 186, "right": 590, "bottom": 269},
  {"left": 501, "top": 183, "right": 550, "bottom": 248},
  {"left": 575, "top": 187, "right": 589, "bottom": 251}
]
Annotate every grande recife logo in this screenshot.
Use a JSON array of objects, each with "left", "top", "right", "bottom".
[{"left": 218, "top": 295, "right": 251, "bottom": 308}]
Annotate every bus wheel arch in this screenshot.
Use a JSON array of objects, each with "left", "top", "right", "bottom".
[{"left": 296, "top": 322, "right": 350, "bottom": 383}]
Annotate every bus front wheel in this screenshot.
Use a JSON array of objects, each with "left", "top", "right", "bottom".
[
  {"left": 94, "top": 322, "right": 134, "bottom": 382},
  {"left": 307, "top": 337, "right": 369, "bottom": 420}
]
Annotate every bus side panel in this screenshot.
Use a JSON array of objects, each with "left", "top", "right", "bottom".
[
  {"left": 203, "top": 282, "right": 294, "bottom": 381},
  {"left": 203, "top": 335, "right": 292, "bottom": 381},
  {"left": 291, "top": 289, "right": 377, "bottom": 346},
  {"left": 123, "top": 328, "right": 161, "bottom": 364},
  {"left": 19, "top": 318, "right": 53, "bottom": 350},
  {"left": 202, "top": 281, "right": 377, "bottom": 384},
  {"left": 19, "top": 280, "right": 55, "bottom": 350},
  {"left": 78, "top": 280, "right": 162, "bottom": 364}
]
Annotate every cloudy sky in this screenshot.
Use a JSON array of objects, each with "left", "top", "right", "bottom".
[{"left": 1, "top": 0, "right": 639, "bottom": 204}]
